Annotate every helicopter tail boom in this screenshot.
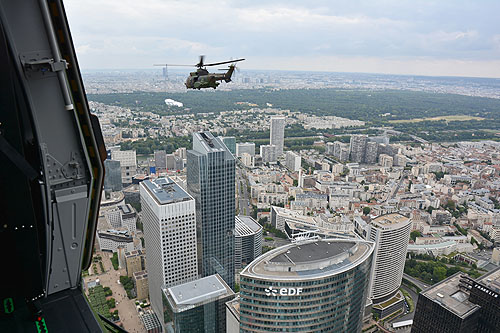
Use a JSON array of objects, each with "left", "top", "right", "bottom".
[{"left": 224, "top": 64, "right": 236, "bottom": 82}]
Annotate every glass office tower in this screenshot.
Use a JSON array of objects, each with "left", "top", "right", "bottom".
[
  {"left": 239, "top": 238, "right": 374, "bottom": 332},
  {"left": 187, "top": 132, "right": 236, "bottom": 289}
]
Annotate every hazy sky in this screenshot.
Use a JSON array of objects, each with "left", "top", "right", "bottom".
[{"left": 65, "top": 0, "right": 500, "bottom": 78}]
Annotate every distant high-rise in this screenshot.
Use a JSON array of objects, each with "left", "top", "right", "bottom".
[
  {"left": 365, "top": 141, "right": 379, "bottom": 164},
  {"left": 285, "top": 151, "right": 301, "bottom": 172},
  {"left": 333, "top": 141, "right": 350, "bottom": 162},
  {"left": 236, "top": 142, "right": 255, "bottom": 157},
  {"left": 270, "top": 116, "right": 285, "bottom": 156},
  {"left": 325, "top": 142, "right": 335, "bottom": 155},
  {"left": 140, "top": 177, "right": 198, "bottom": 329},
  {"left": 379, "top": 154, "right": 394, "bottom": 168},
  {"left": 349, "top": 135, "right": 367, "bottom": 163},
  {"left": 187, "top": 132, "right": 236, "bottom": 288},
  {"left": 103, "top": 159, "right": 122, "bottom": 191},
  {"left": 111, "top": 150, "right": 137, "bottom": 184},
  {"left": 154, "top": 150, "right": 167, "bottom": 171},
  {"left": 259, "top": 144, "right": 278, "bottom": 163}
]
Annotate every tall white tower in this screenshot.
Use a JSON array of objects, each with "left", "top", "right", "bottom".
[
  {"left": 270, "top": 116, "right": 285, "bottom": 156},
  {"left": 366, "top": 213, "right": 411, "bottom": 303},
  {"left": 140, "top": 177, "right": 198, "bottom": 327}
]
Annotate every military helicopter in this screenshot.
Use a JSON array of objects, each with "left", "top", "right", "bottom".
[{"left": 154, "top": 56, "right": 245, "bottom": 89}]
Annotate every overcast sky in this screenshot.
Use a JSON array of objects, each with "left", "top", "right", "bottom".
[{"left": 65, "top": 0, "right": 500, "bottom": 78}]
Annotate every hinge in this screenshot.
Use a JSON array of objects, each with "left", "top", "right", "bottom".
[
  {"left": 20, "top": 50, "right": 68, "bottom": 79},
  {"left": 24, "top": 58, "right": 68, "bottom": 72}
]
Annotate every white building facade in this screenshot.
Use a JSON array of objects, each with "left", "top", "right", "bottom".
[
  {"left": 355, "top": 213, "right": 411, "bottom": 303},
  {"left": 236, "top": 142, "right": 255, "bottom": 157},
  {"left": 285, "top": 151, "right": 301, "bottom": 172},
  {"left": 140, "top": 178, "right": 198, "bottom": 326},
  {"left": 260, "top": 144, "right": 278, "bottom": 163},
  {"left": 111, "top": 150, "right": 137, "bottom": 184}
]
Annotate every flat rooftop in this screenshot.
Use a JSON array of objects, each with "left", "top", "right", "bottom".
[
  {"left": 165, "top": 274, "right": 234, "bottom": 313},
  {"left": 141, "top": 178, "right": 192, "bottom": 205},
  {"left": 407, "top": 241, "right": 456, "bottom": 250},
  {"left": 477, "top": 267, "right": 500, "bottom": 293},
  {"left": 235, "top": 215, "right": 262, "bottom": 237},
  {"left": 118, "top": 204, "right": 136, "bottom": 218},
  {"left": 421, "top": 273, "right": 480, "bottom": 319},
  {"left": 372, "top": 213, "right": 410, "bottom": 229},
  {"left": 241, "top": 238, "right": 374, "bottom": 280}
]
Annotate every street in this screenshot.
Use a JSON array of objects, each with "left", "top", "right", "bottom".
[
  {"left": 236, "top": 167, "right": 252, "bottom": 217},
  {"left": 403, "top": 273, "right": 430, "bottom": 290}
]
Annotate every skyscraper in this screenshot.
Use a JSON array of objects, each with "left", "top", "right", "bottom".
[
  {"left": 140, "top": 177, "right": 198, "bottom": 329},
  {"left": 187, "top": 132, "right": 236, "bottom": 288},
  {"left": 163, "top": 274, "right": 235, "bottom": 333},
  {"left": 111, "top": 149, "right": 137, "bottom": 184},
  {"left": 259, "top": 144, "right": 278, "bottom": 163},
  {"left": 239, "top": 238, "right": 374, "bottom": 332},
  {"left": 354, "top": 214, "right": 411, "bottom": 305},
  {"left": 412, "top": 268, "right": 500, "bottom": 333},
  {"left": 270, "top": 116, "right": 285, "bottom": 156},
  {"left": 365, "top": 141, "right": 379, "bottom": 164},
  {"left": 154, "top": 150, "right": 167, "bottom": 171},
  {"left": 103, "top": 159, "right": 122, "bottom": 191},
  {"left": 285, "top": 151, "right": 301, "bottom": 172},
  {"left": 349, "top": 135, "right": 367, "bottom": 163}
]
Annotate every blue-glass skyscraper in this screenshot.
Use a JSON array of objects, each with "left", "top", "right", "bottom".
[{"left": 187, "top": 132, "right": 235, "bottom": 289}]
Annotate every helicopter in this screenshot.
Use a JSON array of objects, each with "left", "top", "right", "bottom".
[{"left": 154, "top": 56, "right": 245, "bottom": 89}]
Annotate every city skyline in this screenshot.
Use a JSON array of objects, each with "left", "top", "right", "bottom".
[
  {"left": 3, "top": 3, "right": 499, "bottom": 332},
  {"left": 65, "top": 0, "right": 500, "bottom": 78}
]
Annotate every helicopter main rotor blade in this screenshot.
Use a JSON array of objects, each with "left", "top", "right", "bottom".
[
  {"left": 153, "top": 64, "right": 195, "bottom": 67},
  {"left": 204, "top": 58, "right": 245, "bottom": 67}
]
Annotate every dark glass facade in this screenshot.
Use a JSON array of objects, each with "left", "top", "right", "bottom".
[
  {"left": 466, "top": 281, "right": 500, "bottom": 333},
  {"left": 412, "top": 271, "right": 500, "bottom": 333},
  {"left": 411, "top": 291, "right": 480, "bottom": 333},
  {"left": 103, "top": 159, "right": 122, "bottom": 191},
  {"left": 187, "top": 132, "right": 235, "bottom": 288}
]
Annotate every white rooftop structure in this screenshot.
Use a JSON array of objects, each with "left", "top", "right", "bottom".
[{"left": 165, "top": 274, "right": 234, "bottom": 313}]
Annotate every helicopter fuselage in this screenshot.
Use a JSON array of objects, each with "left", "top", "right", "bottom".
[{"left": 185, "top": 65, "right": 235, "bottom": 89}]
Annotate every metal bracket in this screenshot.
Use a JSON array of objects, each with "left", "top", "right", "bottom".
[
  {"left": 24, "top": 58, "right": 67, "bottom": 72},
  {"left": 20, "top": 50, "right": 68, "bottom": 79},
  {"left": 42, "top": 145, "right": 84, "bottom": 184}
]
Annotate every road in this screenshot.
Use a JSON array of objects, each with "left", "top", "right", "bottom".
[
  {"left": 397, "top": 284, "right": 419, "bottom": 322},
  {"left": 236, "top": 167, "right": 252, "bottom": 217},
  {"left": 403, "top": 273, "right": 430, "bottom": 291}
]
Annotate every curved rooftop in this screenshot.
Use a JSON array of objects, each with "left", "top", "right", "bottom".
[{"left": 241, "top": 238, "right": 374, "bottom": 281}]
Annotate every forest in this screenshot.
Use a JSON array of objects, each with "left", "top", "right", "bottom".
[{"left": 89, "top": 88, "right": 500, "bottom": 143}]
